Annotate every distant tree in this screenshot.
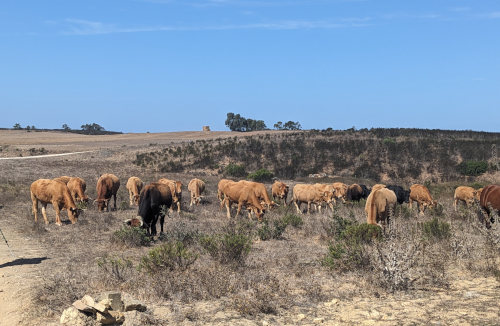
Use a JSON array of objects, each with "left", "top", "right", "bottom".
[
  {"left": 283, "top": 121, "right": 302, "bottom": 130},
  {"left": 62, "top": 124, "right": 71, "bottom": 131},
  {"left": 26, "top": 125, "right": 31, "bottom": 131},
  {"left": 31, "top": 125, "right": 36, "bottom": 130},
  {"left": 13, "top": 123, "right": 22, "bottom": 130},
  {"left": 81, "top": 123, "right": 105, "bottom": 134},
  {"left": 274, "top": 121, "right": 284, "bottom": 130},
  {"left": 225, "top": 113, "right": 266, "bottom": 132}
]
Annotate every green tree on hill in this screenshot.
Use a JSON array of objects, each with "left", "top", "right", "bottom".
[{"left": 225, "top": 113, "right": 267, "bottom": 132}]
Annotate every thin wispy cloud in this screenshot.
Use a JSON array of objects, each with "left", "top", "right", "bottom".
[{"left": 61, "top": 18, "right": 370, "bottom": 35}]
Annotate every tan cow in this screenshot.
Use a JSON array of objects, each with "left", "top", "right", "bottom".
[
  {"left": 272, "top": 181, "right": 289, "bottom": 206},
  {"left": 313, "top": 183, "right": 336, "bottom": 212},
  {"left": 158, "top": 178, "right": 183, "bottom": 212},
  {"left": 220, "top": 182, "right": 265, "bottom": 220},
  {"left": 188, "top": 178, "right": 205, "bottom": 206},
  {"left": 54, "top": 176, "right": 89, "bottom": 203},
  {"left": 217, "top": 179, "right": 235, "bottom": 206},
  {"left": 95, "top": 174, "right": 120, "bottom": 212},
  {"left": 332, "top": 182, "right": 348, "bottom": 203},
  {"left": 237, "top": 180, "right": 277, "bottom": 209},
  {"left": 409, "top": 184, "right": 437, "bottom": 215},
  {"left": 365, "top": 185, "right": 397, "bottom": 225},
  {"left": 30, "top": 179, "right": 80, "bottom": 226},
  {"left": 454, "top": 186, "right": 481, "bottom": 210},
  {"left": 126, "top": 176, "right": 144, "bottom": 206},
  {"left": 292, "top": 184, "right": 335, "bottom": 214}
]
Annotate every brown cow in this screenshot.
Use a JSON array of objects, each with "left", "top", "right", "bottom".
[
  {"left": 220, "top": 182, "right": 265, "bottom": 220},
  {"left": 158, "top": 178, "right": 182, "bottom": 212},
  {"left": 95, "top": 174, "right": 120, "bottom": 212},
  {"left": 313, "top": 183, "right": 336, "bottom": 212},
  {"left": 54, "top": 176, "right": 89, "bottom": 203},
  {"left": 188, "top": 178, "right": 205, "bottom": 206},
  {"left": 409, "top": 184, "right": 436, "bottom": 215},
  {"left": 292, "top": 184, "right": 335, "bottom": 214},
  {"left": 332, "top": 182, "right": 348, "bottom": 203},
  {"left": 272, "top": 181, "right": 289, "bottom": 206},
  {"left": 217, "top": 179, "right": 234, "bottom": 205},
  {"left": 365, "top": 185, "right": 397, "bottom": 225},
  {"left": 237, "top": 180, "right": 277, "bottom": 209},
  {"left": 30, "top": 179, "right": 80, "bottom": 226},
  {"left": 126, "top": 176, "right": 144, "bottom": 206},
  {"left": 454, "top": 186, "right": 481, "bottom": 210},
  {"left": 479, "top": 185, "right": 500, "bottom": 228}
]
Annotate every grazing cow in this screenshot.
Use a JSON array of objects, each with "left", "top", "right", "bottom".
[
  {"left": 347, "top": 184, "right": 364, "bottom": 202},
  {"left": 365, "top": 184, "right": 397, "bottom": 226},
  {"left": 313, "top": 183, "right": 336, "bottom": 212},
  {"left": 30, "top": 179, "right": 80, "bottom": 226},
  {"left": 217, "top": 179, "right": 234, "bottom": 206},
  {"left": 386, "top": 185, "right": 410, "bottom": 205},
  {"left": 272, "top": 181, "right": 289, "bottom": 206},
  {"left": 409, "top": 184, "right": 437, "bottom": 215},
  {"left": 135, "top": 183, "right": 173, "bottom": 236},
  {"left": 478, "top": 185, "right": 500, "bottom": 228},
  {"left": 188, "top": 178, "right": 205, "bottom": 206},
  {"left": 454, "top": 186, "right": 481, "bottom": 210},
  {"left": 158, "top": 178, "right": 182, "bottom": 212},
  {"left": 95, "top": 174, "right": 120, "bottom": 212},
  {"left": 332, "top": 182, "right": 348, "bottom": 203},
  {"left": 220, "top": 182, "right": 265, "bottom": 220},
  {"left": 54, "top": 176, "right": 89, "bottom": 203},
  {"left": 126, "top": 177, "right": 144, "bottom": 206},
  {"left": 237, "top": 180, "right": 277, "bottom": 209},
  {"left": 293, "top": 184, "right": 335, "bottom": 214}
]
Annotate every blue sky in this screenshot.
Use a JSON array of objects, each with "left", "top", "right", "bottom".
[{"left": 1, "top": 0, "right": 499, "bottom": 132}]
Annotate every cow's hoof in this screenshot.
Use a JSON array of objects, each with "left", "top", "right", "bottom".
[{"left": 56, "top": 223, "right": 62, "bottom": 226}]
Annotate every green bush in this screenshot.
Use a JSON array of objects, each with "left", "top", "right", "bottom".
[
  {"left": 225, "top": 163, "right": 247, "bottom": 177},
  {"left": 200, "top": 231, "right": 252, "bottom": 265},
  {"left": 112, "top": 226, "right": 151, "bottom": 247},
  {"left": 96, "top": 255, "right": 134, "bottom": 282},
  {"left": 139, "top": 241, "right": 198, "bottom": 274},
  {"left": 421, "top": 218, "right": 451, "bottom": 241},
  {"left": 458, "top": 160, "right": 488, "bottom": 176},
  {"left": 247, "top": 169, "right": 274, "bottom": 182},
  {"left": 257, "top": 219, "right": 288, "bottom": 241},
  {"left": 340, "top": 223, "right": 382, "bottom": 244},
  {"left": 283, "top": 214, "right": 304, "bottom": 228}
]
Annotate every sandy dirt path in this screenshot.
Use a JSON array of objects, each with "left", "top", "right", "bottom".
[{"left": 0, "top": 216, "right": 50, "bottom": 326}]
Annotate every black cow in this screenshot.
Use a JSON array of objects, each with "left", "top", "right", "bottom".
[
  {"left": 347, "top": 184, "right": 371, "bottom": 202},
  {"left": 359, "top": 184, "right": 371, "bottom": 199},
  {"left": 134, "top": 182, "right": 173, "bottom": 236},
  {"left": 386, "top": 185, "right": 410, "bottom": 205}
]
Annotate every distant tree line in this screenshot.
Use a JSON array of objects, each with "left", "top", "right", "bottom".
[{"left": 225, "top": 113, "right": 301, "bottom": 132}]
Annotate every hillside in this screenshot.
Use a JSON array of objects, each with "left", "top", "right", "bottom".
[{"left": 133, "top": 128, "right": 500, "bottom": 183}]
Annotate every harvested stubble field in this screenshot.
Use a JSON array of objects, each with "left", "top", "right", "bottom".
[{"left": 0, "top": 130, "right": 500, "bottom": 325}]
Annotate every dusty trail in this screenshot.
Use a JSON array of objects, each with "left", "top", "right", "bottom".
[{"left": 0, "top": 216, "right": 50, "bottom": 326}]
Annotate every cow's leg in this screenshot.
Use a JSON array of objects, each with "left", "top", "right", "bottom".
[
  {"left": 177, "top": 201, "right": 181, "bottom": 213},
  {"left": 419, "top": 203, "right": 425, "bottom": 215},
  {"left": 409, "top": 198, "right": 413, "bottom": 209},
  {"left": 294, "top": 200, "right": 302, "bottom": 214},
  {"left": 129, "top": 190, "right": 134, "bottom": 206},
  {"left": 307, "top": 202, "right": 311, "bottom": 214},
  {"left": 225, "top": 198, "right": 232, "bottom": 219},
  {"left": 159, "top": 213, "right": 165, "bottom": 234},
  {"left": 151, "top": 215, "right": 158, "bottom": 236},
  {"left": 236, "top": 202, "right": 243, "bottom": 218},
  {"left": 453, "top": 197, "right": 458, "bottom": 211},
  {"left": 31, "top": 193, "right": 39, "bottom": 222},
  {"left": 52, "top": 201, "right": 62, "bottom": 226},
  {"left": 317, "top": 203, "right": 322, "bottom": 214},
  {"left": 113, "top": 194, "right": 117, "bottom": 211},
  {"left": 41, "top": 203, "right": 49, "bottom": 225}
]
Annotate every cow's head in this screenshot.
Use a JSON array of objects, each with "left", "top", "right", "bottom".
[
  {"left": 68, "top": 207, "right": 81, "bottom": 224},
  {"left": 124, "top": 216, "right": 144, "bottom": 228},
  {"left": 254, "top": 207, "right": 265, "bottom": 221},
  {"left": 403, "top": 190, "right": 410, "bottom": 203},
  {"left": 94, "top": 198, "right": 110, "bottom": 212}
]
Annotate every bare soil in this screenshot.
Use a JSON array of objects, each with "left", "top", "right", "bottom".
[{"left": 0, "top": 130, "right": 499, "bottom": 325}]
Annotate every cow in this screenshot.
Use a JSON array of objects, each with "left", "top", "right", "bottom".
[
  {"left": 237, "top": 180, "right": 277, "bottom": 209},
  {"left": 332, "top": 182, "right": 348, "bottom": 203},
  {"left": 409, "top": 184, "right": 437, "bottom": 215},
  {"left": 292, "top": 184, "right": 335, "bottom": 214},
  {"left": 30, "top": 179, "right": 80, "bottom": 226},
  {"left": 454, "top": 186, "right": 481, "bottom": 210},
  {"left": 134, "top": 182, "right": 173, "bottom": 236},
  {"left": 386, "top": 185, "right": 410, "bottom": 205},
  {"left": 95, "top": 174, "right": 120, "bottom": 212},
  {"left": 360, "top": 184, "right": 371, "bottom": 198},
  {"left": 126, "top": 177, "right": 144, "bottom": 206},
  {"left": 365, "top": 184, "right": 397, "bottom": 226},
  {"left": 220, "top": 181, "right": 265, "bottom": 220},
  {"left": 347, "top": 184, "right": 364, "bottom": 202},
  {"left": 54, "top": 176, "right": 89, "bottom": 203},
  {"left": 271, "top": 181, "right": 289, "bottom": 206},
  {"left": 478, "top": 185, "right": 500, "bottom": 228},
  {"left": 158, "top": 178, "right": 182, "bottom": 213},
  {"left": 313, "top": 183, "right": 336, "bottom": 212},
  {"left": 217, "top": 179, "right": 235, "bottom": 206},
  {"left": 188, "top": 178, "right": 205, "bottom": 206}
]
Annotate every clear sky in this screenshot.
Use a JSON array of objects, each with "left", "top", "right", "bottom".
[{"left": 1, "top": 0, "right": 499, "bottom": 133}]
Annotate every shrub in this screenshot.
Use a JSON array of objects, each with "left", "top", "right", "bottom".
[
  {"left": 119, "top": 201, "right": 129, "bottom": 210},
  {"left": 283, "top": 214, "right": 304, "bottom": 228},
  {"left": 112, "top": 226, "right": 151, "bottom": 247},
  {"left": 247, "top": 169, "right": 274, "bottom": 182},
  {"left": 458, "top": 160, "right": 488, "bottom": 176},
  {"left": 257, "top": 219, "right": 288, "bottom": 241},
  {"left": 421, "top": 217, "right": 451, "bottom": 241},
  {"left": 200, "top": 230, "right": 252, "bottom": 265},
  {"left": 341, "top": 223, "right": 382, "bottom": 244},
  {"left": 96, "top": 255, "right": 134, "bottom": 283},
  {"left": 139, "top": 241, "right": 198, "bottom": 274},
  {"left": 224, "top": 163, "right": 247, "bottom": 177}
]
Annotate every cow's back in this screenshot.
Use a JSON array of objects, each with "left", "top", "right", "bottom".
[
  {"left": 455, "top": 186, "right": 475, "bottom": 201},
  {"left": 410, "top": 184, "right": 433, "bottom": 202},
  {"left": 31, "top": 179, "right": 73, "bottom": 206}
]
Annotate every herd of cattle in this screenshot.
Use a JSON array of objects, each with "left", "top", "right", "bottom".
[{"left": 29, "top": 174, "right": 500, "bottom": 234}]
